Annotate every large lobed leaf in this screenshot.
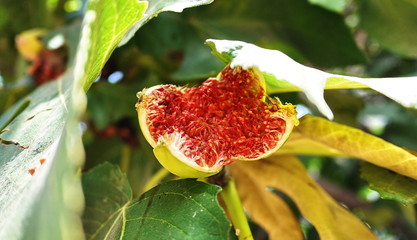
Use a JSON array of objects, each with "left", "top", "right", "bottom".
[
  {"left": 278, "top": 114, "right": 417, "bottom": 206},
  {"left": 230, "top": 156, "right": 377, "bottom": 240},
  {"left": 206, "top": 39, "right": 417, "bottom": 119},
  {"left": 82, "top": 163, "right": 232, "bottom": 240},
  {"left": 82, "top": 0, "right": 148, "bottom": 90}
]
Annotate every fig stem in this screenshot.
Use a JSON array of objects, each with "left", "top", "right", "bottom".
[
  {"left": 221, "top": 176, "right": 254, "bottom": 240},
  {"left": 142, "top": 167, "right": 170, "bottom": 193}
]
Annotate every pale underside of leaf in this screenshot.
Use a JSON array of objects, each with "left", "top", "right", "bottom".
[
  {"left": 0, "top": 21, "right": 89, "bottom": 240},
  {"left": 231, "top": 156, "right": 377, "bottom": 240},
  {"left": 206, "top": 39, "right": 417, "bottom": 119},
  {"left": 229, "top": 165, "right": 303, "bottom": 240},
  {"left": 295, "top": 115, "right": 417, "bottom": 180}
]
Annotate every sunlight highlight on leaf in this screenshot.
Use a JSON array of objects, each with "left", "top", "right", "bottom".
[
  {"left": 295, "top": 115, "right": 417, "bottom": 180},
  {"left": 231, "top": 156, "right": 377, "bottom": 240},
  {"left": 206, "top": 39, "right": 417, "bottom": 119}
]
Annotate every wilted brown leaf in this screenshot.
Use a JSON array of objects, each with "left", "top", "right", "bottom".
[
  {"left": 295, "top": 115, "right": 417, "bottom": 180},
  {"left": 231, "top": 155, "right": 377, "bottom": 240}
]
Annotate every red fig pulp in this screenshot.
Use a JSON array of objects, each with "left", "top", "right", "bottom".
[{"left": 137, "top": 65, "right": 298, "bottom": 177}]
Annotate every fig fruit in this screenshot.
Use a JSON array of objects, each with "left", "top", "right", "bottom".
[{"left": 136, "top": 65, "right": 298, "bottom": 178}]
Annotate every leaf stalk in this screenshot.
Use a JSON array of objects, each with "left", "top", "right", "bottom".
[{"left": 221, "top": 176, "right": 254, "bottom": 240}]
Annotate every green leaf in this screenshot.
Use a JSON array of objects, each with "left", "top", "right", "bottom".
[
  {"left": 119, "top": 0, "right": 214, "bottom": 46},
  {"left": 82, "top": 0, "right": 148, "bottom": 90},
  {"left": 0, "top": 36, "right": 88, "bottom": 240},
  {"left": 308, "top": 0, "right": 347, "bottom": 12},
  {"left": 206, "top": 39, "right": 417, "bottom": 119},
  {"left": 361, "top": 162, "right": 417, "bottom": 205},
  {"left": 124, "top": 179, "right": 231, "bottom": 240},
  {"left": 82, "top": 162, "right": 132, "bottom": 239},
  {"left": 83, "top": 0, "right": 218, "bottom": 90},
  {"left": 358, "top": 0, "right": 417, "bottom": 58},
  {"left": 82, "top": 163, "right": 232, "bottom": 240}
]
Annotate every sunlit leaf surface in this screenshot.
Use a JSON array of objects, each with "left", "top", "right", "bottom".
[
  {"left": 295, "top": 115, "right": 417, "bottom": 180},
  {"left": 82, "top": 0, "right": 148, "bottom": 90}
]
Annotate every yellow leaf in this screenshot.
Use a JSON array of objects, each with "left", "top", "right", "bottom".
[
  {"left": 231, "top": 156, "right": 377, "bottom": 240},
  {"left": 277, "top": 131, "right": 345, "bottom": 156},
  {"left": 296, "top": 115, "right": 417, "bottom": 180},
  {"left": 230, "top": 165, "right": 303, "bottom": 240}
]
